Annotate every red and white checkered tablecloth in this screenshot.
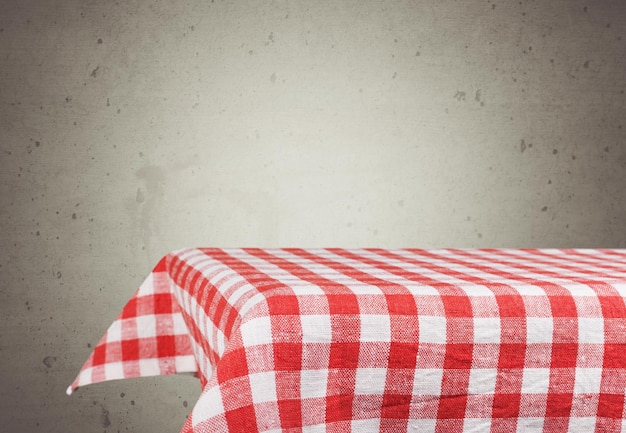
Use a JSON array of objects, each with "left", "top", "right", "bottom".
[{"left": 68, "top": 248, "right": 626, "bottom": 432}]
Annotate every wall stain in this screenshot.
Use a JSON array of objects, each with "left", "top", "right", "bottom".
[
  {"left": 100, "top": 406, "right": 111, "bottom": 428},
  {"left": 136, "top": 188, "right": 145, "bottom": 203},
  {"left": 42, "top": 356, "right": 56, "bottom": 368},
  {"left": 454, "top": 91, "right": 466, "bottom": 101},
  {"left": 90, "top": 65, "right": 100, "bottom": 78},
  {"left": 520, "top": 139, "right": 533, "bottom": 153},
  {"left": 131, "top": 165, "right": 167, "bottom": 256}
]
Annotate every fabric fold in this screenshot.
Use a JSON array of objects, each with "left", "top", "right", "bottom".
[{"left": 67, "top": 256, "right": 197, "bottom": 395}]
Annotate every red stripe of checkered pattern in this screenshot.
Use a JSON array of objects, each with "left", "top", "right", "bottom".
[{"left": 69, "top": 249, "right": 626, "bottom": 433}]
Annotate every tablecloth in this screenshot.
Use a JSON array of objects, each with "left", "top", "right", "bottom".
[{"left": 68, "top": 248, "right": 626, "bottom": 432}]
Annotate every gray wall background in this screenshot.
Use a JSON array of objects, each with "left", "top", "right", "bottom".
[{"left": 1, "top": 0, "right": 625, "bottom": 431}]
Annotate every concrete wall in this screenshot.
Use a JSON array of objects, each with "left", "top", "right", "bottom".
[{"left": 1, "top": 0, "right": 625, "bottom": 431}]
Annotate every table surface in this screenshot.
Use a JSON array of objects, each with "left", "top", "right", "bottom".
[{"left": 68, "top": 248, "right": 626, "bottom": 432}]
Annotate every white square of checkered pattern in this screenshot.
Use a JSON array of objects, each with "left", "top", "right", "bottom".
[
  {"left": 568, "top": 417, "right": 599, "bottom": 432},
  {"left": 406, "top": 418, "right": 437, "bottom": 431},
  {"left": 521, "top": 368, "right": 551, "bottom": 394},
  {"left": 515, "top": 417, "right": 544, "bottom": 432},
  {"left": 135, "top": 272, "right": 156, "bottom": 295},
  {"left": 303, "top": 424, "right": 328, "bottom": 433},
  {"left": 525, "top": 317, "right": 553, "bottom": 343},
  {"left": 577, "top": 318, "right": 604, "bottom": 343},
  {"left": 573, "top": 368, "right": 603, "bottom": 394},
  {"left": 138, "top": 358, "right": 159, "bottom": 375},
  {"left": 248, "top": 371, "right": 278, "bottom": 404},
  {"left": 462, "top": 418, "right": 492, "bottom": 432},
  {"left": 300, "top": 315, "right": 332, "bottom": 343},
  {"left": 240, "top": 316, "right": 273, "bottom": 346},
  {"left": 300, "top": 369, "right": 328, "bottom": 399},
  {"left": 135, "top": 315, "right": 157, "bottom": 338},
  {"left": 191, "top": 385, "right": 225, "bottom": 428},
  {"left": 211, "top": 315, "right": 227, "bottom": 358},
  {"left": 417, "top": 316, "right": 446, "bottom": 343},
  {"left": 613, "top": 282, "right": 626, "bottom": 297},
  {"left": 174, "top": 285, "right": 193, "bottom": 321},
  {"left": 105, "top": 320, "right": 123, "bottom": 343},
  {"left": 193, "top": 301, "right": 207, "bottom": 340},
  {"left": 72, "top": 367, "right": 92, "bottom": 388},
  {"left": 296, "top": 285, "right": 332, "bottom": 296},
  {"left": 171, "top": 312, "right": 190, "bottom": 336},
  {"left": 517, "top": 284, "right": 553, "bottom": 296},
  {"left": 565, "top": 282, "right": 602, "bottom": 297},
  {"left": 350, "top": 419, "right": 381, "bottom": 431},
  {"left": 472, "top": 317, "right": 501, "bottom": 343},
  {"left": 467, "top": 368, "right": 498, "bottom": 395},
  {"left": 412, "top": 368, "right": 444, "bottom": 396},
  {"left": 359, "top": 314, "right": 391, "bottom": 342},
  {"left": 174, "top": 355, "right": 196, "bottom": 371},
  {"left": 104, "top": 361, "right": 124, "bottom": 381},
  {"left": 354, "top": 368, "right": 387, "bottom": 395}
]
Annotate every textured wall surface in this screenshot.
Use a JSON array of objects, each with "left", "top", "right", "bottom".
[{"left": 1, "top": 0, "right": 625, "bottom": 431}]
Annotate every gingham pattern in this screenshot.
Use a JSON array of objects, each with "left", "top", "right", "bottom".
[
  {"left": 66, "top": 256, "right": 198, "bottom": 393},
  {"left": 68, "top": 248, "right": 626, "bottom": 432}
]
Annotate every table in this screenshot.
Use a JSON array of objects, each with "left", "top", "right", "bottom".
[{"left": 68, "top": 248, "right": 626, "bottom": 432}]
